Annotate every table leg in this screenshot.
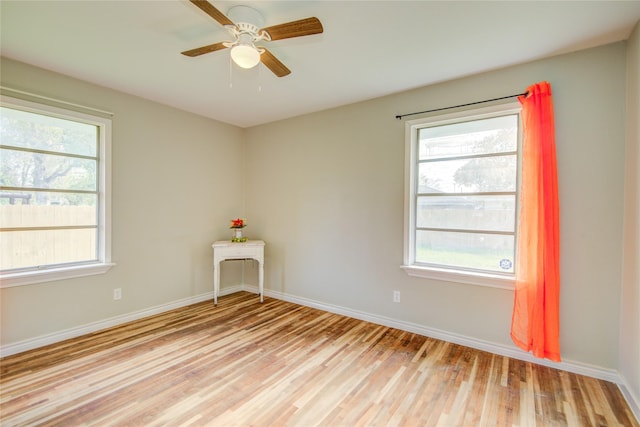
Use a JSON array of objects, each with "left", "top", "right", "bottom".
[
  {"left": 213, "top": 261, "right": 220, "bottom": 305},
  {"left": 258, "top": 260, "right": 264, "bottom": 303}
]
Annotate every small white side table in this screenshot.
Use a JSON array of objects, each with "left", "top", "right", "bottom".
[{"left": 212, "top": 240, "right": 265, "bottom": 305}]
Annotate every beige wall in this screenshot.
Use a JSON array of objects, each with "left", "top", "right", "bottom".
[
  {"left": 245, "top": 42, "right": 628, "bottom": 369},
  {"left": 0, "top": 40, "right": 633, "bottom": 378},
  {"left": 0, "top": 57, "right": 245, "bottom": 345},
  {"left": 621, "top": 21, "right": 640, "bottom": 410}
]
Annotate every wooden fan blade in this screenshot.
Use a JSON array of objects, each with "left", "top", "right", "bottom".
[
  {"left": 261, "top": 17, "right": 323, "bottom": 41},
  {"left": 181, "top": 42, "right": 228, "bottom": 57},
  {"left": 189, "top": 0, "right": 234, "bottom": 27},
  {"left": 261, "top": 49, "right": 291, "bottom": 77}
]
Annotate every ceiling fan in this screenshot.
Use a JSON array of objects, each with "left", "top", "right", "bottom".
[{"left": 181, "top": 0, "right": 323, "bottom": 77}]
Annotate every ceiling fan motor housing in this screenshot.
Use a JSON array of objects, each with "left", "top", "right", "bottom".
[{"left": 226, "top": 6, "right": 270, "bottom": 43}]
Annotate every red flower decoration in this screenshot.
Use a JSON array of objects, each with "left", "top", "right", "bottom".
[{"left": 230, "top": 218, "right": 246, "bottom": 228}]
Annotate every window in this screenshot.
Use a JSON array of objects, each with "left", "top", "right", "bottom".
[
  {"left": 402, "top": 103, "right": 521, "bottom": 288},
  {"left": 0, "top": 95, "right": 113, "bottom": 287}
]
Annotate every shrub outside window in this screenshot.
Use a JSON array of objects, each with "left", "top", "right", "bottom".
[
  {"left": 0, "top": 95, "right": 113, "bottom": 287},
  {"left": 402, "top": 103, "right": 521, "bottom": 288}
]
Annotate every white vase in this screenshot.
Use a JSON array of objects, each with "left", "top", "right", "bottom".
[{"left": 232, "top": 228, "right": 246, "bottom": 242}]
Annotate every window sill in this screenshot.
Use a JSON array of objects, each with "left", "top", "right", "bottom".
[
  {"left": 0, "top": 262, "right": 116, "bottom": 288},
  {"left": 400, "top": 264, "right": 514, "bottom": 290}
]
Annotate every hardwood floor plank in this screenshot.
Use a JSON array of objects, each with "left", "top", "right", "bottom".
[{"left": 1, "top": 292, "right": 638, "bottom": 427}]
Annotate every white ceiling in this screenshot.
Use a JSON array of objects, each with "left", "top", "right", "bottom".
[{"left": 2, "top": 1, "right": 640, "bottom": 128}]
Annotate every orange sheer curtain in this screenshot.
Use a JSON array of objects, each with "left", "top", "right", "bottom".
[{"left": 510, "top": 82, "right": 561, "bottom": 362}]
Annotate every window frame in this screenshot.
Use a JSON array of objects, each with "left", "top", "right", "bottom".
[
  {"left": 401, "top": 102, "right": 521, "bottom": 289},
  {"left": 0, "top": 95, "right": 114, "bottom": 287}
]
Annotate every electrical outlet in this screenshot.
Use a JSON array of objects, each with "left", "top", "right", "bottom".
[
  {"left": 393, "top": 290, "right": 401, "bottom": 303},
  {"left": 113, "top": 288, "right": 122, "bottom": 300}
]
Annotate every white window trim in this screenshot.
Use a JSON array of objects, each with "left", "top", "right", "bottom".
[
  {"left": 0, "top": 95, "right": 115, "bottom": 288},
  {"left": 401, "top": 102, "right": 521, "bottom": 289}
]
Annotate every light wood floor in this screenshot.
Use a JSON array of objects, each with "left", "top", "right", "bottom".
[{"left": 1, "top": 292, "right": 638, "bottom": 427}]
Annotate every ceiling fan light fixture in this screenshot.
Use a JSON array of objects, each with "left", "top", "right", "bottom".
[{"left": 230, "top": 44, "right": 261, "bottom": 69}]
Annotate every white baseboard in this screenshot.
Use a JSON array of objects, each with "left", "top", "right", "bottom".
[
  {"left": 258, "top": 287, "right": 620, "bottom": 382},
  {"left": 619, "top": 376, "right": 640, "bottom": 423},
  {"left": 2, "top": 285, "right": 638, "bottom": 423},
  {"left": 0, "top": 284, "right": 626, "bottom": 384},
  {"left": 0, "top": 286, "right": 236, "bottom": 357}
]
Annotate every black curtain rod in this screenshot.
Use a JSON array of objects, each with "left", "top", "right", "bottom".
[{"left": 395, "top": 91, "right": 529, "bottom": 120}]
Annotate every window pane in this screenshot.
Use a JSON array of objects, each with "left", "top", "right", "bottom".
[
  {"left": 417, "top": 195, "right": 515, "bottom": 232},
  {"left": 416, "top": 230, "right": 515, "bottom": 273},
  {"left": 0, "top": 228, "right": 97, "bottom": 270},
  {"left": 0, "top": 148, "right": 97, "bottom": 191},
  {"left": 418, "top": 154, "right": 516, "bottom": 193},
  {"left": 418, "top": 115, "right": 517, "bottom": 160},
  {"left": 407, "top": 106, "right": 520, "bottom": 279},
  {"left": 0, "top": 192, "right": 97, "bottom": 227},
  {"left": 0, "top": 107, "right": 98, "bottom": 157},
  {"left": 0, "top": 96, "right": 110, "bottom": 278}
]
